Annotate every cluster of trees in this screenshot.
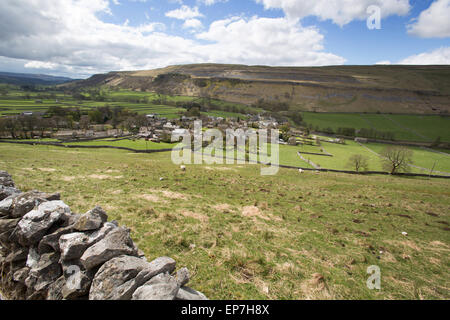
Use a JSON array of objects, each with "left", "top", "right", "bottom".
[
  {"left": 325, "top": 127, "right": 396, "bottom": 140},
  {"left": 0, "top": 104, "right": 151, "bottom": 138},
  {"left": 0, "top": 115, "right": 56, "bottom": 139},
  {"left": 251, "top": 98, "right": 289, "bottom": 112},
  {"left": 357, "top": 128, "right": 395, "bottom": 140}
]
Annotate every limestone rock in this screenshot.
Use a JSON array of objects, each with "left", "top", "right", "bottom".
[
  {"left": 25, "top": 252, "right": 62, "bottom": 292},
  {"left": 89, "top": 255, "right": 176, "bottom": 300},
  {"left": 13, "top": 267, "right": 30, "bottom": 284},
  {"left": 73, "top": 207, "right": 108, "bottom": 232},
  {"left": 26, "top": 246, "right": 40, "bottom": 269},
  {"left": 59, "top": 222, "right": 117, "bottom": 261},
  {"left": 62, "top": 270, "right": 92, "bottom": 299},
  {"left": 145, "top": 256, "right": 176, "bottom": 277},
  {"left": 175, "top": 267, "right": 190, "bottom": 287},
  {"left": 14, "top": 200, "right": 71, "bottom": 246},
  {"left": 38, "top": 224, "right": 77, "bottom": 254},
  {"left": 176, "top": 287, "right": 208, "bottom": 300},
  {"left": 59, "top": 233, "right": 90, "bottom": 261},
  {"left": 46, "top": 276, "right": 66, "bottom": 300},
  {"left": 0, "top": 218, "right": 20, "bottom": 233},
  {"left": 11, "top": 191, "right": 60, "bottom": 218},
  {"left": 0, "top": 194, "right": 20, "bottom": 216},
  {"left": 89, "top": 255, "right": 151, "bottom": 300},
  {"left": 80, "top": 227, "right": 138, "bottom": 270},
  {"left": 132, "top": 273, "right": 180, "bottom": 300},
  {"left": 0, "top": 185, "right": 21, "bottom": 202},
  {"left": 0, "top": 171, "right": 15, "bottom": 188}
]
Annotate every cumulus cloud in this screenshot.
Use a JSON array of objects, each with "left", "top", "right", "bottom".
[
  {"left": 183, "top": 19, "right": 204, "bottom": 30},
  {"left": 407, "top": 0, "right": 450, "bottom": 38},
  {"left": 0, "top": 0, "right": 346, "bottom": 78},
  {"left": 398, "top": 47, "right": 450, "bottom": 65},
  {"left": 197, "top": 0, "right": 228, "bottom": 5},
  {"left": 196, "top": 16, "right": 346, "bottom": 66},
  {"left": 165, "top": 5, "right": 204, "bottom": 20},
  {"left": 255, "top": 0, "right": 410, "bottom": 26}
]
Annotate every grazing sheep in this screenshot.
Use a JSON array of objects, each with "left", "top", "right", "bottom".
[
  {"left": 298, "top": 169, "right": 303, "bottom": 173},
  {"left": 180, "top": 165, "right": 186, "bottom": 171}
]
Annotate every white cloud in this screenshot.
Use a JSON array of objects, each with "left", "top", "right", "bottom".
[
  {"left": 255, "top": 0, "right": 410, "bottom": 26},
  {"left": 398, "top": 47, "right": 450, "bottom": 65},
  {"left": 24, "top": 61, "right": 59, "bottom": 70},
  {"left": 407, "top": 0, "right": 450, "bottom": 38},
  {"left": 165, "top": 5, "right": 203, "bottom": 20},
  {"left": 197, "top": 0, "right": 228, "bottom": 6},
  {"left": 0, "top": 0, "right": 346, "bottom": 78},
  {"left": 183, "top": 19, "right": 204, "bottom": 30},
  {"left": 196, "top": 16, "right": 346, "bottom": 66},
  {"left": 375, "top": 60, "right": 392, "bottom": 65}
]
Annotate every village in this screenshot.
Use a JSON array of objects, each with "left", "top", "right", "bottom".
[{"left": 1, "top": 108, "right": 290, "bottom": 144}]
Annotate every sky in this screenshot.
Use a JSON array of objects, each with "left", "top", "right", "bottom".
[{"left": 0, "top": 0, "right": 449, "bottom": 78}]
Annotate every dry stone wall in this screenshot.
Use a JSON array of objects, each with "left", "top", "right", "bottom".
[{"left": 0, "top": 171, "right": 207, "bottom": 300}]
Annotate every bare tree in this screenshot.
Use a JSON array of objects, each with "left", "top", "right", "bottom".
[
  {"left": 381, "top": 146, "right": 413, "bottom": 174},
  {"left": 347, "top": 154, "right": 369, "bottom": 172}
]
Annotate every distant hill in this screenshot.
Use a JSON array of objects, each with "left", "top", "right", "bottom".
[
  {"left": 0, "top": 72, "right": 75, "bottom": 86},
  {"left": 64, "top": 64, "right": 450, "bottom": 114}
]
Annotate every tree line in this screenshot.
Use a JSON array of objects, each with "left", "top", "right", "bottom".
[{"left": 0, "top": 105, "right": 149, "bottom": 139}]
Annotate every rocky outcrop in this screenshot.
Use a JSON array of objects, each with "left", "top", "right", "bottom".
[{"left": 0, "top": 171, "right": 207, "bottom": 300}]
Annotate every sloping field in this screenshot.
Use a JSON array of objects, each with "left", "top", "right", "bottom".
[{"left": 1, "top": 143, "right": 449, "bottom": 299}]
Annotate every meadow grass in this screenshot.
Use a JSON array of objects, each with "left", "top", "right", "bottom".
[
  {"left": 364, "top": 143, "right": 450, "bottom": 174},
  {"left": 1, "top": 143, "right": 449, "bottom": 299},
  {"left": 302, "top": 112, "right": 450, "bottom": 143},
  {"left": 65, "top": 139, "right": 177, "bottom": 150}
]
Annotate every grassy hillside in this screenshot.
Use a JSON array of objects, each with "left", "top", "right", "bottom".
[
  {"left": 65, "top": 64, "right": 450, "bottom": 115},
  {"left": 1, "top": 143, "right": 448, "bottom": 299}
]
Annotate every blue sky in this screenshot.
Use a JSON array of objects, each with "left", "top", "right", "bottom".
[{"left": 0, "top": 0, "right": 449, "bottom": 78}]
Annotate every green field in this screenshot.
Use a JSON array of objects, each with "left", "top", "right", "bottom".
[
  {"left": 65, "top": 138, "right": 177, "bottom": 150},
  {"left": 6, "top": 135, "right": 449, "bottom": 176},
  {"left": 0, "top": 88, "right": 252, "bottom": 119},
  {"left": 1, "top": 143, "right": 449, "bottom": 299},
  {"left": 302, "top": 112, "right": 450, "bottom": 143},
  {"left": 294, "top": 140, "right": 450, "bottom": 175}
]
